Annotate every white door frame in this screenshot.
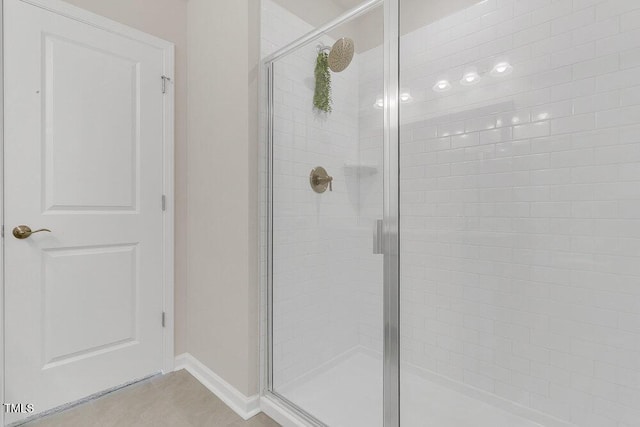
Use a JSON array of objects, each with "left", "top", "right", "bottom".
[{"left": 0, "top": 0, "right": 175, "bottom": 423}]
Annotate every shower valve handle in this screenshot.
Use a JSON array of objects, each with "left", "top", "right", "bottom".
[
  {"left": 310, "top": 167, "right": 333, "bottom": 193},
  {"left": 315, "top": 175, "right": 333, "bottom": 191}
]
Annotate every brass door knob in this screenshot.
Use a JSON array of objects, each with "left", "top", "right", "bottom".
[{"left": 12, "top": 225, "right": 51, "bottom": 240}]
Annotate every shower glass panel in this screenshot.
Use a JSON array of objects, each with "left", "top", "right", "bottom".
[
  {"left": 266, "top": 2, "right": 386, "bottom": 425},
  {"left": 400, "top": 0, "right": 640, "bottom": 426}
]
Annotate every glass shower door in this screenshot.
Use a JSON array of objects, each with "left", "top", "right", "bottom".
[{"left": 264, "top": 2, "right": 391, "bottom": 426}]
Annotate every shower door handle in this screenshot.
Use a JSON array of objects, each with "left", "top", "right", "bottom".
[{"left": 373, "top": 219, "right": 383, "bottom": 255}]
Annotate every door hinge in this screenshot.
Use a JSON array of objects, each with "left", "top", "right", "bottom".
[
  {"left": 162, "top": 195, "right": 166, "bottom": 211},
  {"left": 161, "top": 75, "right": 172, "bottom": 94},
  {"left": 1, "top": 225, "right": 4, "bottom": 238},
  {"left": 162, "top": 312, "right": 166, "bottom": 328}
]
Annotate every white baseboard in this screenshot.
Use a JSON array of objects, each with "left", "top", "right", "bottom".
[{"left": 174, "top": 353, "right": 260, "bottom": 420}]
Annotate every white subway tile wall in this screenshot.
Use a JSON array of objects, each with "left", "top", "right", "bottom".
[{"left": 396, "top": 0, "right": 640, "bottom": 425}]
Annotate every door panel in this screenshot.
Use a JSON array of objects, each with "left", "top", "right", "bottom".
[
  {"left": 43, "top": 35, "right": 139, "bottom": 211},
  {"left": 4, "top": 0, "right": 166, "bottom": 422},
  {"left": 42, "top": 244, "right": 138, "bottom": 365}
]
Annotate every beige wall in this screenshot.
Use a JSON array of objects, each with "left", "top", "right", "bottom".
[
  {"left": 248, "top": 0, "right": 261, "bottom": 397},
  {"left": 186, "top": 0, "right": 260, "bottom": 397},
  {"left": 63, "top": 0, "right": 189, "bottom": 355}
]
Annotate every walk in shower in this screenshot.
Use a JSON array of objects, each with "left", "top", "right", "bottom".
[{"left": 261, "top": 0, "right": 640, "bottom": 425}]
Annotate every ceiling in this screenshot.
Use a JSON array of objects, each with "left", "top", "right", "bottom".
[
  {"left": 270, "top": 0, "right": 481, "bottom": 53},
  {"left": 332, "top": 0, "right": 363, "bottom": 10}
]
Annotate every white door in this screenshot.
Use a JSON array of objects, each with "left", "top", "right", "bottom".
[{"left": 4, "top": 0, "right": 171, "bottom": 423}]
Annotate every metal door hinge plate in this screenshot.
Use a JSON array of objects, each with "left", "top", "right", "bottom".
[{"left": 161, "top": 75, "right": 172, "bottom": 94}]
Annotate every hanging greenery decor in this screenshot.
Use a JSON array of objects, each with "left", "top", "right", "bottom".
[{"left": 313, "top": 51, "right": 332, "bottom": 113}]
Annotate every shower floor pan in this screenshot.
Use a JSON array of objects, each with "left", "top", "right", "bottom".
[{"left": 277, "top": 350, "right": 563, "bottom": 427}]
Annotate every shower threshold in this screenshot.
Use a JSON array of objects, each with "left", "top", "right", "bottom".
[{"left": 276, "top": 349, "right": 568, "bottom": 427}]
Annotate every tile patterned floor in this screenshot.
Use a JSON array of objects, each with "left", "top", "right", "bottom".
[{"left": 22, "top": 370, "right": 279, "bottom": 427}]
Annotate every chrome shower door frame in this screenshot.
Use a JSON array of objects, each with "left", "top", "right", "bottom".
[
  {"left": 262, "top": 0, "right": 400, "bottom": 425},
  {"left": 383, "top": 0, "right": 400, "bottom": 425}
]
